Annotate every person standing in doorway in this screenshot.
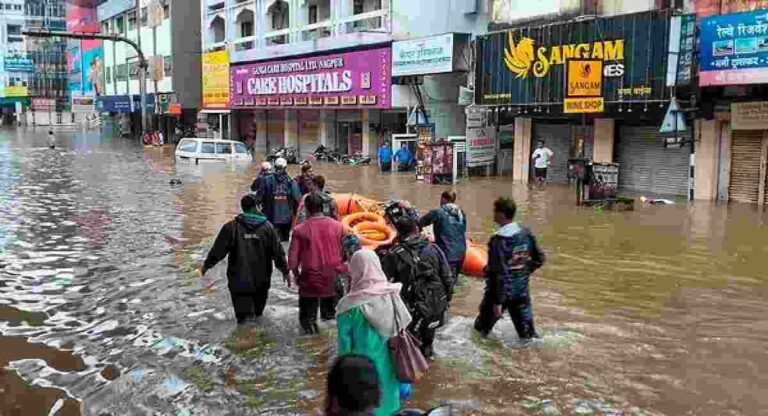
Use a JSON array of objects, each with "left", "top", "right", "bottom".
[
  {"left": 393, "top": 143, "right": 413, "bottom": 172},
  {"left": 474, "top": 197, "right": 545, "bottom": 342},
  {"left": 531, "top": 140, "right": 554, "bottom": 185},
  {"left": 262, "top": 157, "right": 301, "bottom": 242},
  {"left": 199, "top": 194, "right": 289, "bottom": 324},
  {"left": 289, "top": 193, "right": 346, "bottom": 334},
  {"left": 378, "top": 141, "right": 392, "bottom": 173}
]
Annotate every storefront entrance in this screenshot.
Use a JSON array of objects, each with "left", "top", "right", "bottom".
[
  {"left": 616, "top": 126, "right": 691, "bottom": 197},
  {"left": 729, "top": 130, "right": 768, "bottom": 204},
  {"left": 337, "top": 121, "right": 362, "bottom": 155},
  {"left": 533, "top": 123, "right": 573, "bottom": 184}
]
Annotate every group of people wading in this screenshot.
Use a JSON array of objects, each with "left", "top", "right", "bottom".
[{"left": 198, "top": 159, "right": 546, "bottom": 416}]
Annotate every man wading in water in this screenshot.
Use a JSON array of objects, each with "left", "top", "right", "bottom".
[
  {"left": 199, "top": 195, "right": 289, "bottom": 324},
  {"left": 474, "top": 197, "right": 545, "bottom": 342}
]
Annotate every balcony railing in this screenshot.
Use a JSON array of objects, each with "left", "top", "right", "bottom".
[
  {"left": 233, "top": 36, "right": 256, "bottom": 51},
  {"left": 300, "top": 20, "right": 333, "bottom": 41},
  {"left": 342, "top": 9, "right": 388, "bottom": 34},
  {"left": 265, "top": 28, "right": 290, "bottom": 46}
]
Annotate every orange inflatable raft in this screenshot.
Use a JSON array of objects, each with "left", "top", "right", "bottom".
[
  {"left": 334, "top": 193, "right": 381, "bottom": 216},
  {"left": 342, "top": 212, "right": 386, "bottom": 229},
  {"left": 462, "top": 241, "right": 488, "bottom": 278},
  {"left": 353, "top": 222, "right": 396, "bottom": 249}
]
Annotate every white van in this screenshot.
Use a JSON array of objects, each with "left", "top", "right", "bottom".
[{"left": 174, "top": 138, "right": 251, "bottom": 164}]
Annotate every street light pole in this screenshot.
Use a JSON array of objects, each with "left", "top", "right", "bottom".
[
  {"left": 137, "top": 2, "right": 148, "bottom": 135},
  {"left": 22, "top": 29, "right": 149, "bottom": 136}
]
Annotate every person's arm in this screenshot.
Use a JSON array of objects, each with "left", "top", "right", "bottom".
[
  {"left": 270, "top": 225, "right": 289, "bottom": 277},
  {"left": 295, "top": 195, "right": 308, "bottom": 224},
  {"left": 528, "top": 232, "right": 545, "bottom": 273},
  {"left": 201, "top": 222, "right": 233, "bottom": 275},
  {"left": 330, "top": 199, "right": 340, "bottom": 221},
  {"left": 288, "top": 229, "right": 302, "bottom": 278},
  {"left": 418, "top": 209, "right": 440, "bottom": 229},
  {"left": 532, "top": 149, "right": 539, "bottom": 161},
  {"left": 431, "top": 245, "right": 454, "bottom": 301}
]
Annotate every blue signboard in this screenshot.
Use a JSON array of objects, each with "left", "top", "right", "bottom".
[
  {"left": 3, "top": 56, "right": 35, "bottom": 72},
  {"left": 97, "top": 94, "right": 155, "bottom": 113},
  {"left": 132, "top": 94, "right": 156, "bottom": 112},
  {"left": 97, "top": 0, "right": 134, "bottom": 22},
  {"left": 700, "top": 10, "right": 768, "bottom": 86}
]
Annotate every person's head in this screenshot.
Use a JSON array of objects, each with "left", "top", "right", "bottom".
[
  {"left": 274, "top": 158, "right": 288, "bottom": 171},
  {"left": 48, "top": 130, "right": 53, "bottom": 135},
  {"left": 342, "top": 234, "right": 362, "bottom": 262},
  {"left": 314, "top": 175, "right": 326, "bottom": 191},
  {"left": 381, "top": 142, "right": 388, "bottom": 148},
  {"left": 326, "top": 355, "right": 380, "bottom": 415},
  {"left": 305, "top": 192, "right": 324, "bottom": 216},
  {"left": 537, "top": 140, "right": 545, "bottom": 149},
  {"left": 348, "top": 249, "right": 388, "bottom": 291},
  {"left": 260, "top": 161, "right": 272, "bottom": 173},
  {"left": 401, "top": 143, "right": 408, "bottom": 150},
  {"left": 493, "top": 197, "right": 517, "bottom": 225},
  {"left": 301, "top": 163, "right": 312, "bottom": 175},
  {"left": 440, "top": 191, "right": 457, "bottom": 206},
  {"left": 241, "top": 194, "right": 261, "bottom": 213},
  {"left": 394, "top": 216, "right": 418, "bottom": 239}
]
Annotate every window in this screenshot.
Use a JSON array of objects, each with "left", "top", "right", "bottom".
[
  {"left": 7, "top": 25, "right": 21, "bottom": 36},
  {"left": 128, "top": 13, "right": 136, "bottom": 30},
  {"left": 163, "top": 4, "right": 170, "bottom": 19},
  {"left": 235, "top": 143, "right": 248, "bottom": 154},
  {"left": 106, "top": 67, "right": 112, "bottom": 83},
  {"left": 164, "top": 56, "right": 172, "bottom": 76},
  {"left": 14, "top": 4, "right": 21, "bottom": 10},
  {"left": 140, "top": 8, "right": 147, "bottom": 26},
  {"left": 269, "top": 0, "right": 289, "bottom": 30},
  {"left": 353, "top": 0, "right": 363, "bottom": 14},
  {"left": 179, "top": 140, "right": 199, "bottom": 153},
  {"left": 201, "top": 142, "right": 215, "bottom": 154},
  {"left": 115, "top": 16, "right": 124, "bottom": 33},
  {"left": 216, "top": 142, "right": 232, "bottom": 155},
  {"left": 102, "top": 21, "right": 110, "bottom": 33},
  {"left": 309, "top": 5, "right": 318, "bottom": 24},
  {"left": 241, "top": 20, "right": 253, "bottom": 37},
  {"left": 4, "top": 4, "right": 12, "bottom": 10}
]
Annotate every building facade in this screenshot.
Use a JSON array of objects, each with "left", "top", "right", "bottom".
[
  {"left": 203, "top": 0, "right": 492, "bottom": 158},
  {"left": 96, "top": 0, "right": 200, "bottom": 135},
  {"left": 25, "top": 0, "right": 69, "bottom": 113},
  {"left": 0, "top": 0, "right": 29, "bottom": 120}
]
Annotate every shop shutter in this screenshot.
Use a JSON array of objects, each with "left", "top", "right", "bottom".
[
  {"left": 533, "top": 123, "right": 572, "bottom": 184},
  {"left": 616, "top": 126, "right": 691, "bottom": 197},
  {"left": 729, "top": 130, "right": 765, "bottom": 204}
]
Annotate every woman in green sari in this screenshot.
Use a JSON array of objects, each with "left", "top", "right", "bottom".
[{"left": 336, "top": 249, "right": 412, "bottom": 416}]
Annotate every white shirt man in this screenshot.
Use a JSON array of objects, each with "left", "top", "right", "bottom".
[{"left": 531, "top": 141, "right": 554, "bottom": 183}]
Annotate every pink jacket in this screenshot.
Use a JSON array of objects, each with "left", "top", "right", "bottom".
[{"left": 288, "top": 216, "right": 345, "bottom": 297}]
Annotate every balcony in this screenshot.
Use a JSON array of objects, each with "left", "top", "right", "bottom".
[
  {"left": 301, "top": 20, "right": 333, "bottom": 42},
  {"left": 265, "top": 28, "right": 290, "bottom": 46},
  {"left": 343, "top": 9, "right": 387, "bottom": 34},
  {"left": 233, "top": 36, "right": 255, "bottom": 51}
]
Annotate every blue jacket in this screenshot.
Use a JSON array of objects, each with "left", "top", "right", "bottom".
[
  {"left": 394, "top": 148, "right": 412, "bottom": 165},
  {"left": 485, "top": 222, "right": 545, "bottom": 304},
  {"left": 418, "top": 204, "right": 467, "bottom": 263},
  {"left": 378, "top": 146, "right": 392, "bottom": 163},
  {"left": 263, "top": 172, "right": 301, "bottom": 226}
]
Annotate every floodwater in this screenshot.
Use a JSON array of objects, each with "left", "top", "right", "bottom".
[{"left": 1, "top": 127, "right": 768, "bottom": 416}]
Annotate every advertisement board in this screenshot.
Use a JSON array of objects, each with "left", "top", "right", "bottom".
[
  {"left": 476, "top": 10, "right": 672, "bottom": 108},
  {"left": 466, "top": 127, "right": 497, "bottom": 167},
  {"left": 700, "top": 10, "right": 768, "bottom": 86},
  {"left": 563, "top": 59, "right": 604, "bottom": 113},
  {"left": 732, "top": 101, "right": 768, "bottom": 130},
  {"left": 230, "top": 47, "right": 391, "bottom": 109},
  {"left": 32, "top": 98, "right": 56, "bottom": 111},
  {"left": 72, "top": 96, "right": 96, "bottom": 113},
  {"left": 4, "top": 86, "right": 29, "bottom": 97},
  {"left": 202, "top": 51, "right": 230, "bottom": 109},
  {"left": 3, "top": 56, "right": 35, "bottom": 73},
  {"left": 67, "top": 2, "right": 104, "bottom": 96},
  {"left": 392, "top": 34, "right": 455, "bottom": 76}
]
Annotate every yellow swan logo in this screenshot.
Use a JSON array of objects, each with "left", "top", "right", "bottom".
[{"left": 504, "top": 33, "right": 535, "bottom": 79}]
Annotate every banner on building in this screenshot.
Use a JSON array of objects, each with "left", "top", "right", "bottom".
[
  {"left": 32, "top": 98, "right": 56, "bottom": 111},
  {"left": 476, "top": 10, "right": 672, "bottom": 109},
  {"left": 700, "top": 10, "right": 768, "bottom": 86},
  {"left": 149, "top": 56, "right": 165, "bottom": 81},
  {"left": 666, "top": 14, "right": 696, "bottom": 87},
  {"left": 563, "top": 59, "right": 604, "bottom": 113},
  {"left": 202, "top": 51, "right": 230, "bottom": 109},
  {"left": 466, "top": 127, "right": 497, "bottom": 167},
  {"left": 4, "top": 86, "right": 29, "bottom": 97},
  {"left": 392, "top": 33, "right": 466, "bottom": 76},
  {"left": 3, "top": 56, "right": 34, "bottom": 72},
  {"left": 230, "top": 47, "right": 391, "bottom": 109},
  {"left": 72, "top": 96, "right": 96, "bottom": 113},
  {"left": 732, "top": 101, "right": 768, "bottom": 130}
]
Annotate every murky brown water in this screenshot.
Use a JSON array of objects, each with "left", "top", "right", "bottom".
[{"left": 2, "top": 127, "right": 768, "bottom": 415}]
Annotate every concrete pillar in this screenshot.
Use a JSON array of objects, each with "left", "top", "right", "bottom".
[
  {"left": 362, "top": 109, "right": 376, "bottom": 156},
  {"left": 716, "top": 122, "right": 732, "bottom": 202},
  {"left": 593, "top": 118, "right": 615, "bottom": 163},
  {"left": 285, "top": 110, "right": 298, "bottom": 148},
  {"left": 255, "top": 111, "right": 267, "bottom": 155},
  {"left": 319, "top": 110, "right": 328, "bottom": 146},
  {"left": 694, "top": 119, "right": 720, "bottom": 201},
  {"left": 513, "top": 117, "right": 532, "bottom": 183}
]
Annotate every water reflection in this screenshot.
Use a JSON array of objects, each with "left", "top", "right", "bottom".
[{"left": 1, "top": 127, "right": 768, "bottom": 416}]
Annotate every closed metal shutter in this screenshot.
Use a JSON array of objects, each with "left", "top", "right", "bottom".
[
  {"left": 533, "top": 123, "right": 572, "bottom": 184},
  {"left": 729, "top": 130, "right": 765, "bottom": 204},
  {"left": 616, "top": 126, "right": 691, "bottom": 197}
]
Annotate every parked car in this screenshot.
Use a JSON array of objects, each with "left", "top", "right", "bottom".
[{"left": 174, "top": 138, "right": 251, "bottom": 164}]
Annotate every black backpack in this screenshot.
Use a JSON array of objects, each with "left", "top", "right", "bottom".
[{"left": 389, "top": 244, "right": 448, "bottom": 323}]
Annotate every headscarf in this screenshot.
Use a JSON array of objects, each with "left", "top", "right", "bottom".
[{"left": 336, "top": 250, "right": 412, "bottom": 338}]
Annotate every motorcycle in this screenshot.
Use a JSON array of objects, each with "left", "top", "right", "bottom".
[
  {"left": 266, "top": 146, "right": 299, "bottom": 164},
  {"left": 314, "top": 144, "right": 343, "bottom": 163},
  {"left": 341, "top": 152, "right": 372, "bottom": 166}
]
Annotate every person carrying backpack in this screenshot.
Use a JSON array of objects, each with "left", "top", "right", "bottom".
[
  {"left": 263, "top": 157, "right": 301, "bottom": 241},
  {"left": 381, "top": 216, "right": 452, "bottom": 360}
]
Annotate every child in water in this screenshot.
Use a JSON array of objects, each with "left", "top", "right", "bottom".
[{"left": 47, "top": 131, "right": 56, "bottom": 149}]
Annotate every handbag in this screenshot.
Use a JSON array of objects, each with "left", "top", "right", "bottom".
[{"left": 388, "top": 297, "right": 429, "bottom": 383}]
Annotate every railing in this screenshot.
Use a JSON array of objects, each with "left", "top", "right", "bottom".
[
  {"left": 341, "top": 9, "right": 388, "bottom": 34},
  {"left": 233, "top": 36, "right": 255, "bottom": 51},
  {"left": 300, "top": 20, "right": 333, "bottom": 41},
  {"left": 265, "top": 28, "right": 290, "bottom": 46}
]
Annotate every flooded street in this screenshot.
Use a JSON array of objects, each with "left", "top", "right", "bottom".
[{"left": 2, "top": 127, "right": 768, "bottom": 416}]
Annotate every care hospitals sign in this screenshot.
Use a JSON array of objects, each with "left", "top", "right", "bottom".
[{"left": 392, "top": 34, "right": 461, "bottom": 76}]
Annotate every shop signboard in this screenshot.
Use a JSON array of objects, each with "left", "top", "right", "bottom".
[
  {"left": 203, "top": 51, "right": 230, "bottom": 109},
  {"left": 72, "top": 96, "right": 96, "bottom": 113},
  {"left": 466, "top": 127, "right": 497, "bottom": 167},
  {"left": 732, "top": 101, "right": 768, "bottom": 130},
  {"left": 476, "top": 9, "right": 672, "bottom": 109},
  {"left": 700, "top": 10, "right": 768, "bottom": 86},
  {"left": 3, "top": 56, "right": 34, "bottom": 72},
  {"left": 96, "top": 95, "right": 133, "bottom": 113},
  {"left": 32, "top": 98, "right": 56, "bottom": 111},
  {"left": 4, "top": 86, "right": 29, "bottom": 97},
  {"left": 392, "top": 34, "right": 458, "bottom": 76},
  {"left": 563, "top": 59, "right": 604, "bottom": 113},
  {"left": 230, "top": 47, "right": 391, "bottom": 109}
]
